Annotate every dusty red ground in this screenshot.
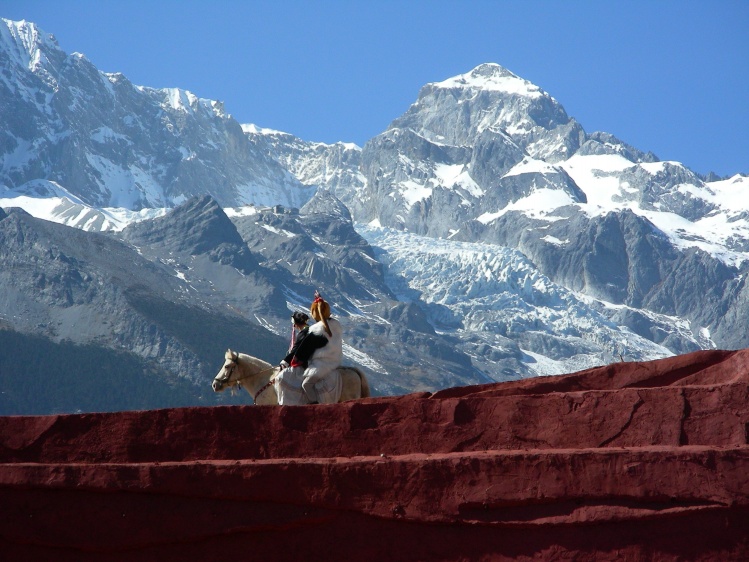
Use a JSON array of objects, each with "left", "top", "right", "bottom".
[{"left": 2, "top": 348, "right": 749, "bottom": 561}]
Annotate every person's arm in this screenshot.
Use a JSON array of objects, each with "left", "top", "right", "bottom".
[
  {"left": 292, "top": 331, "right": 328, "bottom": 366},
  {"left": 281, "top": 327, "right": 307, "bottom": 365}
]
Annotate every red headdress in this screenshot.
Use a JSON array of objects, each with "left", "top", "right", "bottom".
[{"left": 311, "top": 290, "right": 332, "bottom": 336}]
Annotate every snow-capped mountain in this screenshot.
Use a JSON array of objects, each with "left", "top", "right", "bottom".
[
  {"left": 0, "top": 19, "right": 313, "bottom": 215},
  {"left": 247, "top": 63, "right": 749, "bottom": 366},
  {"left": 1, "top": 19, "right": 748, "bottom": 412},
  {"left": 244, "top": 124, "right": 365, "bottom": 192}
]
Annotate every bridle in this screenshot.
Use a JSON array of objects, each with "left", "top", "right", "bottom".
[{"left": 216, "top": 358, "right": 279, "bottom": 403}]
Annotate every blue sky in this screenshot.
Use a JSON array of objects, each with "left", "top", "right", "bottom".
[{"left": 3, "top": 0, "right": 748, "bottom": 176}]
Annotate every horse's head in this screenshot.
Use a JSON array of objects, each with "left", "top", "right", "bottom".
[{"left": 212, "top": 349, "right": 240, "bottom": 392}]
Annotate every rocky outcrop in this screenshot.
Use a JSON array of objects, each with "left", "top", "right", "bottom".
[{"left": 2, "top": 349, "right": 749, "bottom": 560}]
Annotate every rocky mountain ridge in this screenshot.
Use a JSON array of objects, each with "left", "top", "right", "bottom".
[
  {"left": 244, "top": 63, "right": 749, "bottom": 370},
  {"left": 0, "top": 19, "right": 313, "bottom": 211},
  {"left": 2, "top": 18, "right": 748, "bottom": 413}
]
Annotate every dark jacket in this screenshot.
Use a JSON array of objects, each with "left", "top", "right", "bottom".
[{"left": 283, "top": 326, "right": 328, "bottom": 368}]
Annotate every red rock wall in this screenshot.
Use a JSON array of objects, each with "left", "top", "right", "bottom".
[{"left": 2, "top": 349, "right": 749, "bottom": 560}]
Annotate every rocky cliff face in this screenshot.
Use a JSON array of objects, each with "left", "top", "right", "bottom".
[
  {"left": 0, "top": 193, "right": 494, "bottom": 413},
  {"left": 2, "top": 349, "right": 748, "bottom": 560},
  {"left": 0, "top": 19, "right": 312, "bottom": 210},
  {"left": 252, "top": 61, "right": 749, "bottom": 365},
  {"left": 0, "top": 201, "right": 290, "bottom": 414}
]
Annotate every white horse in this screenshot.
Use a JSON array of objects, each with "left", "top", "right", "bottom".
[{"left": 212, "top": 349, "right": 370, "bottom": 405}]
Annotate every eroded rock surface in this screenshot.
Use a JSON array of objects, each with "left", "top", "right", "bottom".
[{"left": 2, "top": 349, "right": 749, "bottom": 560}]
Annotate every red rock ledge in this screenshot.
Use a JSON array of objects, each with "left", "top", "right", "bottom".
[{"left": 2, "top": 349, "right": 749, "bottom": 561}]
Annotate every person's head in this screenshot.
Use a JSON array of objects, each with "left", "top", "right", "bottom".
[
  {"left": 310, "top": 299, "right": 330, "bottom": 323},
  {"left": 291, "top": 311, "right": 310, "bottom": 330},
  {"left": 310, "top": 290, "right": 332, "bottom": 336}
]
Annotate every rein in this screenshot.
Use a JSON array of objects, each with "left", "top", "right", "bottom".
[{"left": 219, "top": 362, "right": 278, "bottom": 403}]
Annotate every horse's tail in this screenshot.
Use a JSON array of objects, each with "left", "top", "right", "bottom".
[{"left": 355, "top": 367, "right": 371, "bottom": 398}]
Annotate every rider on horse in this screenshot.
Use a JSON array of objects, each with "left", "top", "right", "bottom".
[{"left": 274, "top": 291, "right": 344, "bottom": 405}]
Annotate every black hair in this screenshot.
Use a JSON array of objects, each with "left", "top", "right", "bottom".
[{"left": 292, "top": 311, "right": 310, "bottom": 326}]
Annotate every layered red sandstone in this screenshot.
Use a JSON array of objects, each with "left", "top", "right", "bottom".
[{"left": 2, "top": 349, "right": 749, "bottom": 560}]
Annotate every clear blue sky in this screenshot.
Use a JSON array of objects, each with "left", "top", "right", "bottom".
[{"left": 4, "top": 0, "right": 748, "bottom": 176}]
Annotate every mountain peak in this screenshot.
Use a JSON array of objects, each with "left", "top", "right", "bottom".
[
  {"left": 433, "top": 62, "right": 544, "bottom": 99},
  {"left": 300, "top": 189, "right": 352, "bottom": 221},
  {"left": 137, "top": 85, "right": 227, "bottom": 118},
  {"left": 470, "top": 62, "right": 517, "bottom": 78},
  {"left": 123, "top": 195, "right": 247, "bottom": 255},
  {"left": 2, "top": 18, "right": 44, "bottom": 44},
  {"left": 1, "top": 18, "right": 60, "bottom": 72}
]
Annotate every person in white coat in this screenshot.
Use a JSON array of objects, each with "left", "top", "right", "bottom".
[
  {"left": 302, "top": 292, "right": 343, "bottom": 404},
  {"left": 274, "top": 292, "right": 343, "bottom": 405}
]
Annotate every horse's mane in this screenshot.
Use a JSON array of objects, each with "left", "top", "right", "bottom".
[{"left": 230, "top": 351, "right": 271, "bottom": 371}]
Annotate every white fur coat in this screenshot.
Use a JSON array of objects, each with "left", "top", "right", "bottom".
[{"left": 306, "top": 317, "right": 343, "bottom": 379}]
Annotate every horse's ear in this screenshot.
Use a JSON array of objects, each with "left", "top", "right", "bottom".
[
  {"left": 225, "top": 349, "right": 232, "bottom": 360},
  {"left": 232, "top": 350, "right": 239, "bottom": 362}
]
